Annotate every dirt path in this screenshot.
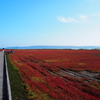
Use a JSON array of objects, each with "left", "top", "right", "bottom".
[
  {"left": 24, "top": 57, "right": 100, "bottom": 83},
  {"left": 41, "top": 64, "right": 100, "bottom": 82},
  {"left": 57, "top": 68, "right": 100, "bottom": 82}
]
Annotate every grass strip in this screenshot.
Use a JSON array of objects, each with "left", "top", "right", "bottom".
[{"left": 6, "top": 54, "right": 28, "bottom": 100}]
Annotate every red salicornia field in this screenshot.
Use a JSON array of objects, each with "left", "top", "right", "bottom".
[{"left": 9, "top": 49, "right": 100, "bottom": 100}]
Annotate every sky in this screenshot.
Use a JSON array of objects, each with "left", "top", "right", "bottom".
[{"left": 0, "top": 0, "right": 100, "bottom": 48}]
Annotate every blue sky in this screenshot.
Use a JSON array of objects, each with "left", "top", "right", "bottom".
[{"left": 0, "top": 0, "right": 100, "bottom": 48}]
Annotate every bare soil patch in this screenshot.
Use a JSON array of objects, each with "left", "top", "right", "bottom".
[{"left": 57, "top": 69, "right": 100, "bottom": 82}]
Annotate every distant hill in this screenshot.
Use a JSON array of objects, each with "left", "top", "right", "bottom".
[{"left": 4, "top": 46, "right": 100, "bottom": 49}]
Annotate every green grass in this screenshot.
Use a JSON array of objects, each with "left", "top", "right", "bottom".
[{"left": 6, "top": 54, "right": 28, "bottom": 100}]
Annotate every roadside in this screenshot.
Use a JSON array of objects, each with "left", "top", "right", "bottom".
[{"left": 6, "top": 55, "right": 28, "bottom": 100}]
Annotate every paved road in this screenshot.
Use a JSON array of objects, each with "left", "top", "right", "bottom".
[{"left": 0, "top": 52, "right": 4, "bottom": 100}]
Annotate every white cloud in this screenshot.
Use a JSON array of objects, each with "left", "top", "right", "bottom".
[
  {"left": 86, "top": 0, "right": 96, "bottom": 1},
  {"left": 79, "top": 15, "right": 88, "bottom": 20},
  {"left": 78, "top": 15, "right": 88, "bottom": 23},
  {"left": 68, "top": 17, "right": 78, "bottom": 22},
  {"left": 93, "top": 13, "right": 100, "bottom": 16},
  {"left": 57, "top": 15, "right": 89, "bottom": 24},
  {"left": 57, "top": 16, "right": 70, "bottom": 23},
  {"left": 57, "top": 16, "right": 78, "bottom": 23}
]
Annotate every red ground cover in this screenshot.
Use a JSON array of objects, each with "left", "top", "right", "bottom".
[{"left": 9, "top": 49, "right": 100, "bottom": 100}]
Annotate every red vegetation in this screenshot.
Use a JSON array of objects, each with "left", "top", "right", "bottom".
[{"left": 9, "top": 50, "right": 100, "bottom": 100}]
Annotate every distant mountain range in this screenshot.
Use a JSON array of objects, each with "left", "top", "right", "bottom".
[{"left": 4, "top": 46, "right": 100, "bottom": 49}]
